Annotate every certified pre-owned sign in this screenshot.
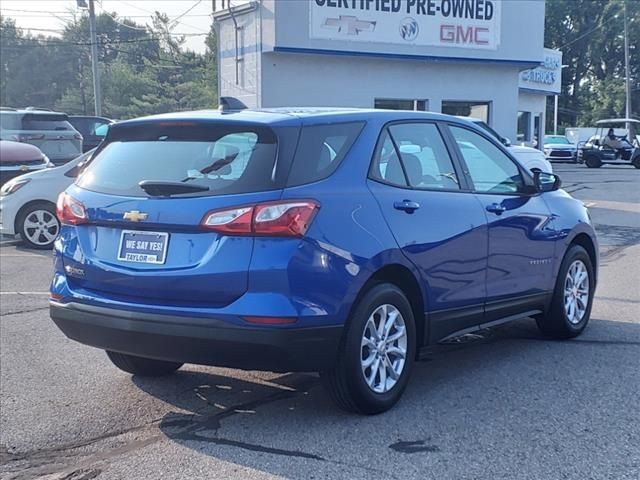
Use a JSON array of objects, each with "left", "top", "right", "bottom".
[{"left": 311, "top": 0, "right": 501, "bottom": 50}]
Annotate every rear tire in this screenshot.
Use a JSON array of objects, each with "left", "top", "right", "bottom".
[
  {"left": 536, "top": 245, "right": 595, "bottom": 339},
  {"left": 632, "top": 156, "right": 640, "bottom": 169},
  {"left": 106, "top": 351, "right": 182, "bottom": 376},
  {"left": 584, "top": 155, "right": 602, "bottom": 168},
  {"left": 321, "top": 284, "right": 416, "bottom": 414}
]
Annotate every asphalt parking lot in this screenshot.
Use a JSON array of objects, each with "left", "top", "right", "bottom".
[{"left": 1, "top": 164, "right": 639, "bottom": 480}]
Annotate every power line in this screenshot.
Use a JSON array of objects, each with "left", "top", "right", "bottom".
[
  {"left": 557, "top": 9, "right": 622, "bottom": 50},
  {"left": 0, "top": 7, "right": 211, "bottom": 17},
  {"left": 171, "top": 1, "right": 204, "bottom": 25},
  {"left": 97, "top": 9, "right": 149, "bottom": 32}
]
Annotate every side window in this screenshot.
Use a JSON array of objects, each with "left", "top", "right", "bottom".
[
  {"left": 388, "top": 123, "right": 460, "bottom": 190},
  {"left": 370, "top": 129, "right": 407, "bottom": 187},
  {"left": 286, "top": 122, "right": 365, "bottom": 187},
  {"left": 94, "top": 123, "right": 109, "bottom": 137},
  {"left": 450, "top": 126, "right": 524, "bottom": 194}
]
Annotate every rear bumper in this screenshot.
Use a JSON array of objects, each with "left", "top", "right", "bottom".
[{"left": 50, "top": 301, "right": 343, "bottom": 372}]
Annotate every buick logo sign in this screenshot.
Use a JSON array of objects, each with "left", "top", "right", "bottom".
[{"left": 399, "top": 17, "right": 419, "bottom": 42}]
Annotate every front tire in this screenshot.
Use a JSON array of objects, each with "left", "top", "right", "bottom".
[
  {"left": 584, "top": 155, "right": 602, "bottom": 168},
  {"left": 536, "top": 245, "right": 595, "bottom": 339},
  {"left": 321, "top": 284, "right": 416, "bottom": 414},
  {"left": 17, "top": 202, "right": 60, "bottom": 249},
  {"left": 106, "top": 351, "right": 183, "bottom": 376}
]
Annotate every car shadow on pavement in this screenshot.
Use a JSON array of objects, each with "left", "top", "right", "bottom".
[{"left": 131, "top": 317, "right": 640, "bottom": 479}]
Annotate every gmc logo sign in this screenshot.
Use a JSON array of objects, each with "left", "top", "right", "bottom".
[{"left": 440, "top": 25, "right": 490, "bottom": 45}]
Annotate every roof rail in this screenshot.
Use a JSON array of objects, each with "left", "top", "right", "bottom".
[{"left": 219, "top": 97, "right": 248, "bottom": 112}]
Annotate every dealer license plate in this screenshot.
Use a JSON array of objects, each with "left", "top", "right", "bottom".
[{"left": 117, "top": 230, "right": 169, "bottom": 265}]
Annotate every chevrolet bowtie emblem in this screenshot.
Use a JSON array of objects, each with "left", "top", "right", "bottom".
[
  {"left": 123, "top": 210, "right": 148, "bottom": 222},
  {"left": 322, "top": 15, "right": 377, "bottom": 35}
]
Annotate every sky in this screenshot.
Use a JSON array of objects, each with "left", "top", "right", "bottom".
[{"left": 0, "top": 0, "right": 221, "bottom": 53}]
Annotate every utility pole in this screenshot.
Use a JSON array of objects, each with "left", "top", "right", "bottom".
[
  {"left": 88, "top": 0, "right": 102, "bottom": 116},
  {"left": 624, "top": 0, "right": 631, "bottom": 138},
  {"left": 554, "top": 95, "right": 559, "bottom": 135}
]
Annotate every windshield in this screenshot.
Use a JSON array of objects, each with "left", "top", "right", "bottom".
[
  {"left": 77, "top": 125, "right": 279, "bottom": 197},
  {"left": 544, "top": 136, "right": 570, "bottom": 145}
]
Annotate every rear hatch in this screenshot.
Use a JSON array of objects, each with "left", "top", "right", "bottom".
[
  {"left": 61, "top": 119, "right": 297, "bottom": 307},
  {"left": 21, "top": 113, "right": 82, "bottom": 162}
]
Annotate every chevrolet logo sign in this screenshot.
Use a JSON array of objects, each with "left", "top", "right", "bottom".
[
  {"left": 123, "top": 210, "right": 148, "bottom": 222},
  {"left": 322, "top": 15, "right": 376, "bottom": 35}
]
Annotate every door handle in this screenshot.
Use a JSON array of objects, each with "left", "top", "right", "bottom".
[
  {"left": 486, "top": 203, "right": 507, "bottom": 215},
  {"left": 394, "top": 200, "right": 420, "bottom": 213}
]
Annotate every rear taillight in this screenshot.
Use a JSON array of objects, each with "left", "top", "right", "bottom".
[
  {"left": 11, "top": 134, "right": 45, "bottom": 142},
  {"left": 56, "top": 192, "right": 87, "bottom": 225},
  {"left": 200, "top": 200, "right": 319, "bottom": 237}
]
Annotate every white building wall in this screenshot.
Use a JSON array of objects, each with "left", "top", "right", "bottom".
[
  {"left": 216, "top": 5, "right": 263, "bottom": 108},
  {"left": 518, "top": 90, "right": 547, "bottom": 146},
  {"left": 261, "top": 52, "right": 521, "bottom": 142}
]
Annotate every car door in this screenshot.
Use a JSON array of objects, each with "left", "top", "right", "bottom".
[
  {"left": 447, "top": 124, "right": 557, "bottom": 318},
  {"left": 367, "top": 122, "right": 489, "bottom": 342}
]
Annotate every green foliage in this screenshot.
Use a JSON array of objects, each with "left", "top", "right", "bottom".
[
  {"left": 0, "top": 12, "right": 216, "bottom": 119},
  {"left": 545, "top": 0, "right": 639, "bottom": 128}
]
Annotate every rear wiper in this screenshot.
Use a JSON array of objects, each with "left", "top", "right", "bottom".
[{"left": 139, "top": 180, "right": 209, "bottom": 197}]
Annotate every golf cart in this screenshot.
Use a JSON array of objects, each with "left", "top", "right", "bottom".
[{"left": 579, "top": 118, "right": 640, "bottom": 168}]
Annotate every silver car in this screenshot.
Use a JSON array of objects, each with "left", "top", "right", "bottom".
[{"left": 0, "top": 108, "right": 83, "bottom": 165}]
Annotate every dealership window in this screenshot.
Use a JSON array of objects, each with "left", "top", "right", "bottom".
[
  {"left": 441, "top": 101, "right": 490, "bottom": 123},
  {"left": 374, "top": 99, "right": 428, "bottom": 111},
  {"left": 517, "top": 111, "right": 531, "bottom": 143}
]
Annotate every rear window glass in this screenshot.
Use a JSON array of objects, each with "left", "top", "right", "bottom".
[
  {"left": 22, "top": 114, "right": 73, "bottom": 131},
  {"left": 77, "top": 124, "right": 279, "bottom": 197},
  {"left": 0, "top": 113, "right": 21, "bottom": 130},
  {"left": 286, "top": 122, "right": 365, "bottom": 186}
]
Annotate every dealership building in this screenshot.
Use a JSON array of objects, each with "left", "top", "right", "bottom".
[{"left": 214, "top": 0, "right": 562, "bottom": 146}]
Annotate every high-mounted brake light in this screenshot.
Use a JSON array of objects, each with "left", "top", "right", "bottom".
[
  {"left": 56, "top": 192, "right": 87, "bottom": 225},
  {"left": 200, "top": 200, "right": 319, "bottom": 237}
]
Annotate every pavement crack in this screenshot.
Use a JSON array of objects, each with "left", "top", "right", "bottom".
[
  {"left": 178, "top": 435, "right": 326, "bottom": 461},
  {"left": 1, "top": 307, "right": 49, "bottom": 317},
  {"left": 389, "top": 440, "right": 440, "bottom": 454}
]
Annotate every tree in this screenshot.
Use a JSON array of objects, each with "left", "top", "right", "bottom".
[
  {"left": 1, "top": 12, "right": 217, "bottom": 118},
  {"left": 545, "top": 0, "right": 639, "bottom": 129}
]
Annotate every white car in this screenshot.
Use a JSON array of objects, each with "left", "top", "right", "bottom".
[
  {"left": 0, "top": 150, "right": 92, "bottom": 249},
  {"left": 466, "top": 118, "right": 553, "bottom": 173}
]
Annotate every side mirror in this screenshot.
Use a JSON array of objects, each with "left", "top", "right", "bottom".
[
  {"left": 501, "top": 137, "right": 512, "bottom": 147},
  {"left": 534, "top": 171, "right": 561, "bottom": 192}
]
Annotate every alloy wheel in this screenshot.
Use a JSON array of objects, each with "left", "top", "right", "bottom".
[
  {"left": 360, "top": 304, "right": 408, "bottom": 394},
  {"left": 563, "top": 260, "right": 589, "bottom": 325},
  {"left": 23, "top": 209, "right": 60, "bottom": 246}
]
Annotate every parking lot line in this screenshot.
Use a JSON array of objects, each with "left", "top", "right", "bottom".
[
  {"left": 0, "top": 291, "right": 50, "bottom": 295},
  {"left": 584, "top": 199, "right": 640, "bottom": 213}
]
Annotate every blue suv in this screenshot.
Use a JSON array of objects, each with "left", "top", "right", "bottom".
[{"left": 50, "top": 108, "right": 598, "bottom": 414}]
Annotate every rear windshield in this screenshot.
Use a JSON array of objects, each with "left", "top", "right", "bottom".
[
  {"left": 22, "top": 114, "right": 73, "bottom": 131},
  {"left": 77, "top": 124, "right": 279, "bottom": 197}
]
